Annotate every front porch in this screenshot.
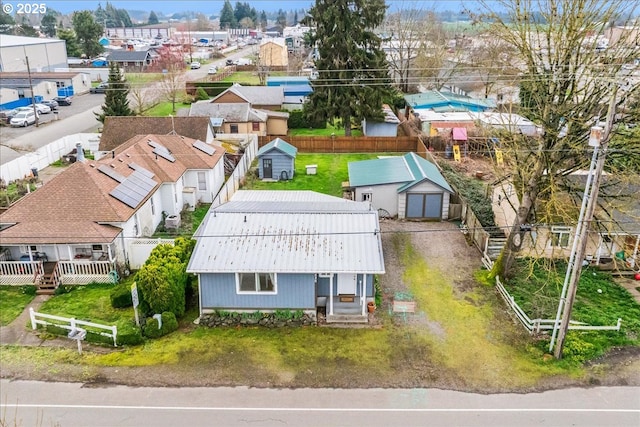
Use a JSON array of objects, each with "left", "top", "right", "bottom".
[
  {"left": 319, "top": 296, "right": 370, "bottom": 324},
  {"left": 0, "top": 259, "right": 116, "bottom": 291}
]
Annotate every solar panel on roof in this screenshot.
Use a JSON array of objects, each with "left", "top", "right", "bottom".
[
  {"left": 128, "top": 162, "right": 155, "bottom": 178},
  {"left": 97, "top": 164, "right": 126, "bottom": 182},
  {"left": 109, "top": 169, "right": 156, "bottom": 208},
  {"left": 148, "top": 139, "right": 175, "bottom": 162},
  {"left": 193, "top": 140, "right": 215, "bottom": 156}
]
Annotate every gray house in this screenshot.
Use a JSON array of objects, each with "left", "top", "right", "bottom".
[
  {"left": 256, "top": 137, "right": 297, "bottom": 180},
  {"left": 187, "top": 190, "right": 385, "bottom": 324},
  {"left": 347, "top": 152, "right": 454, "bottom": 220}
]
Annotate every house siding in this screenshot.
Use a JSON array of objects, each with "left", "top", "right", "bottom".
[
  {"left": 362, "top": 121, "right": 398, "bottom": 137},
  {"left": 258, "top": 149, "right": 294, "bottom": 180},
  {"left": 213, "top": 92, "right": 246, "bottom": 104},
  {"left": 199, "top": 272, "right": 315, "bottom": 310},
  {"left": 353, "top": 183, "right": 401, "bottom": 216},
  {"left": 266, "top": 117, "right": 288, "bottom": 135}
]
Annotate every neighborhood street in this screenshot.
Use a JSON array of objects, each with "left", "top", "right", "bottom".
[{"left": 1, "top": 379, "right": 638, "bottom": 427}]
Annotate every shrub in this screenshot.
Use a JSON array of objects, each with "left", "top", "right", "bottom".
[
  {"left": 142, "top": 311, "right": 178, "bottom": 338},
  {"left": 116, "top": 321, "right": 144, "bottom": 346},
  {"left": 110, "top": 283, "right": 133, "bottom": 308},
  {"left": 195, "top": 86, "right": 209, "bottom": 101},
  {"left": 21, "top": 285, "right": 37, "bottom": 296}
]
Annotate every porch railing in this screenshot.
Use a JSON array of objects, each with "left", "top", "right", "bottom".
[
  {"left": 56, "top": 260, "right": 115, "bottom": 285},
  {"left": 0, "top": 261, "right": 43, "bottom": 285}
]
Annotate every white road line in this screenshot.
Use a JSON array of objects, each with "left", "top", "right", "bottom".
[{"left": 1, "top": 404, "right": 638, "bottom": 413}]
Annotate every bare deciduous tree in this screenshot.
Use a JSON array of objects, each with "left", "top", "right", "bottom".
[{"left": 472, "top": 0, "right": 640, "bottom": 278}]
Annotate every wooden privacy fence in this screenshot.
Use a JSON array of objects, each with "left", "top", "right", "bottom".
[
  {"left": 495, "top": 276, "right": 622, "bottom": 334},
  {"left": 29, "top": 308, "right": 118, "bottom": 347},
  {"left": 258, "top": 136, "right": 420, "bottom": 153}
]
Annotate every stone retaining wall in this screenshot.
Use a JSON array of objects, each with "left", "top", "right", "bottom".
[{"left": 200, "top": 311, "right": 316, "bottom": 328}]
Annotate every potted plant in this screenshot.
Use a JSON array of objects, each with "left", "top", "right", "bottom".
[{"left": 367, "top": 301, "right": 375, "bottom": 313}]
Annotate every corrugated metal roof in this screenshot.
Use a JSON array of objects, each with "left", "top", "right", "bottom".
[
  {"left": 348, "top": 153, "right": 453, "bottom": 193},
  {"left": 187, "top": 191, "right": 384, "bottom": 274},
  {"left": 348, "top": 156, "right": 414, "bottom": 187}
]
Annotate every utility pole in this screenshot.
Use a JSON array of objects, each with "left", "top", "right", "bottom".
[
  {"left": 24, "top": 55, "right": 39, "bottom": 127},
  {"left": 552, "top": 85, "right": 618, "bottom": 359}
]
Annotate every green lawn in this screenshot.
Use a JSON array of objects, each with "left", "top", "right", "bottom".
[
  {"left": 144, "top": 102, "right": 192, "bottom": 117},
  {"left": 39, "top": 283, "right": 134, "bottom": 326},
  {"left": 242, "top": 153, "right": 385, "bottom": 196},
  {"left": 289, "top": 126, "right": 364, "bottom": 137},
  {"left": 0, "top": 287, "right": 35, "bottom": 326},
  {"left": 126, "top": 73, "right": 164, "bottom": 85}
]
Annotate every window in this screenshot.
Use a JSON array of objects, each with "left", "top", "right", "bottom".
[
  {"left": 252, "top": 122, "right": 260, "bottom": 131},
  {"left": 362, "top": 193, "right": 372, "bottom": 202},
  {"left": 230, "top": 124, "right": 239, "bottom": 134},
  {"left": 197, "top": 172, "right": 207, "bottom": 191},
  {"left": 150, "top": 197, "right": 155, "bottom": 215},
  {"left": 550, "top": 227, "right": 571, "bottom": 248},
  {"left": 237, "top": 273, "right": 277, "bottom": 293},
  {"left": 92, "top": 244, "right": 103, "bottom": 251},
  {"left": 56, "top": 81, "right": 66, "bottom": 88}
]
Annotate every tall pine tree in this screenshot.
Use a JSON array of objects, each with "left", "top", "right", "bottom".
[
  {"left": 304, "top": 0, "right": 392, "bottom": 135},
  {"left": 96, "top": 62, "right": 134, "bottom": 123}
]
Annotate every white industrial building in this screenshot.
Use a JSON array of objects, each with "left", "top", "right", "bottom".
[{"left": 0, "top": 35, "right": 68, "bottom": 73}]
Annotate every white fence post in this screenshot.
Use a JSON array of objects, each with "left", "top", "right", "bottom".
[{"left": 29, "top": 307, "right": 36, "bottom": 330}]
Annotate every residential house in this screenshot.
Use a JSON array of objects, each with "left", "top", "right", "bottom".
[
  {"left": 347, "top": 152, "right": 454, "bottom": 220},
  {"left": 259, "top": 38, "right": 289, "bottom": 67},
  {"left": 99, "top": 116, "right": 214, "bottom": 153},
  {"left": 187, "top": 97, "right": 289, "bottom": 136},
  {"left": 212, "top": 84, "right": 285, "bottom": 110},
  {"left": 0, "top": 134, "right": 225, "bottom": 290},
  {"left": 362, "top": 104, "right": 400, "bottom": 137},
  {"left": 256, "top": 138, "right": 297, "bottom": 180},
  {"left": 491, "top": 175, "right": 640, "bottom": 269},
  {"left": 187, "top": 190, "right": 385, "bottom": 324},
  {"left": 267, "top": 76, "right": 313, "bottom": 110},
  {"left": 106, "top": 49, "right": 158, "bottom": 72}
]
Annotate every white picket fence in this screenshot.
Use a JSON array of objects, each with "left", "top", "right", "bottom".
[
  {"left": 29, "top": 308, "right": 118, "bottom": 346},
  {"left": 495, "top": 276, "right": 622, "bottom": 334}
]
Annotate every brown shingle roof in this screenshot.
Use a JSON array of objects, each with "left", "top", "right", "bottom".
[
  {"left": 99, "top": 116, "right": 210, "bottom": 151},
  {"left": 0, "top": 134, "right": 224, "bottom": 245}
]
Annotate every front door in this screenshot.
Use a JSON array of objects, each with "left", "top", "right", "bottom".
[
  {"left": 337, "top": 273, "right": 357, "bottom": 295},
  {"left": 263, "top": 158, "right": 273, "bottom": 179}
]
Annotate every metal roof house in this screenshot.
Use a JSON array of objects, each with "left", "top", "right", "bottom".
[
  {"left": 187, "top": 190, "right": 385, "bottom": 324},
  {"left": 404, "top": 90, "right": 496, "bottom": 113},
  {"left": 256, "top": 137, "right": 297, "bottom": 181},
  {"left": 347, "top": 152, "right": 454, "bottom": 220}
]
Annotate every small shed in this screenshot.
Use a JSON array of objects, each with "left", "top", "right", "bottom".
[{"left": 256, "top": 137, "right": 297, "bottom": 180}]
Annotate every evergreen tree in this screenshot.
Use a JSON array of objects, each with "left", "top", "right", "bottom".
[
  {"left": 304, "top": 0, "right": 392, "bottom": 136},
  {"left": 259, "top": 11, "right": 268, "bottom": 30},
  {"left": 40, "top": 11, "right": 58, "bottom": 37},
  {"left": 276, "top": 9, "right": 287, "bottom": 30},
  {"left": 0, "top": 7, "right": 15, "bottom": 34},
  {"left": 148, "top": 11, "right": 159, "bottom": 25},
  {"left": 58, "top": 28, "right": 82, "bottom": 57},
  {"left": 219, "top": 0, "right": 237, "bottom": 29},
  {"left": 96, "top": 62, "right": 134, "bottom": 123},
  {"left": 72, "top": 10, "right": 103, "bottom": 57}
]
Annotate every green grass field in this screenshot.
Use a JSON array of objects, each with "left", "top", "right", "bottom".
[
  {"left": 0, "top": 287, "right": 34, "bottom": 326},
  {"left": 242, "top": 153, "right": 386, "bottom": 196}
]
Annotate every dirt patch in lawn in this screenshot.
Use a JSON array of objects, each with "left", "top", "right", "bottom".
[{"left": 1, "top": 219, "right": 639, "bottom": 392}]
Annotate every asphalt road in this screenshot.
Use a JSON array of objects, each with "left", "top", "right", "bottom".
[
  {"left": 0, "top": 93, "right": 105, "bottom": 164},
  {"left": 1, "top": 379, "right": 638, "bottom": 427}
]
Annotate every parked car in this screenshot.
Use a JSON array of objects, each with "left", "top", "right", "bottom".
[
  {"left": 0, "top": 108, "right": 19, "bottom": 123},
  {"left": 90, "top": 82, "right": 109, "bottom": 93},
  {"left": 53, "top": 96, "right": 72, "bottom": 106},
  {"left": 208, "top": 66, "right": 218, "bottom": 74},
  {"left": 34, "top": 103, "right": 52, "bottom": 114},
  {"left": 41, "top": 99, "right": 59, "bottom": 110},
  {"left": 190, "top": 61, "right": 201, "bottom": 69},
  {"left": 10, "top": 110, "right": 38, "bottom": 127},
  {"left": 225, "top": 59, "right": 235, "bottom": 66}
]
